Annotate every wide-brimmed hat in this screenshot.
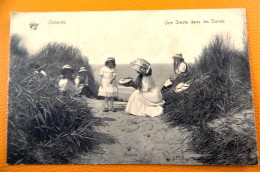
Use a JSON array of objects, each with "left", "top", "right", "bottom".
[
  {"left": 130, "top": 58, "right": 151, "bottom": 75},
  {"left": 172, "top": 53, "right": 184, "bottom": 60},
  {"left": 61, "top": 64, "right": 75, "bottom": 74},
  {"left": 105, "top": 57, "right": 115, "bottom": 62},
  {"left": 78, "top": 67, "right": 88, "bottom": 73}
]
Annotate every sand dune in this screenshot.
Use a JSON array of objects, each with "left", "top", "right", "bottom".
[{"left": 74, "top": 98, "right": 201, "bottom": 165}]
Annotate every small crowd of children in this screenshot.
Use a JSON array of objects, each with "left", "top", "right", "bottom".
[
  {"left": 58, "top": 54, "right": 188, "bottom": 117},
  {"left": 58, "top": 65, "right": 92, "bottom": 97},
  {"left": 58, "top": 57, "right": 118, "bottom": 113}
]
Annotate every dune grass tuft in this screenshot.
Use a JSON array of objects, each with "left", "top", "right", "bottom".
[
  {"left": 162, "top": 34, "right": 257, "bottom": 165},
  {"left": 7, "top": 35, "right": 99, "bottom": 164}
]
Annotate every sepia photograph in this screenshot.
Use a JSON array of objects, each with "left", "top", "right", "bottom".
[{"left": 7, "top": 9, "right": 258, "bottom": 165}]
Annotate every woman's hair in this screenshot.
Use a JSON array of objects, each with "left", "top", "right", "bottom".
[
  {"left": 144, "top": 68, "right": 152, "bottom": 76},
  {"left": 135, "top": 67, "right": 152, "bottom": 90},
  {"left": 105, "top": 60, "right": 116, "bottom": 68},
  {"left": 135, "top": 74, "right": 143, "bottom": 90},
  {"left": 78, "top": 72, "right": 87, "bottom": 81}
]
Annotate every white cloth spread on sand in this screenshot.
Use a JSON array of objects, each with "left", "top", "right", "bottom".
[
  {"left": 163, "top": 62, "right": 187, "bottom": 87},
  {"left": 125, "top": 76, "right": 164, "bottom": 117},
  {"left": 175, "top": 82, "right": 190, "bottom": 93},
  {"left": 98, "top": 66, "right": 118, "bottom": 97}
]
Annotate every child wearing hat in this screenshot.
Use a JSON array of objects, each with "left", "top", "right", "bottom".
[
  {"left": 173, "top": 53, "right": 187, "bottom": 75},
  {"left": 75, "top": 67, "right": 92, "bottom": 97},
  {"left": 59, "top": 64, "right": 76, "bottom": 96},
  {"left": 98, "top": 57, "right": 118, "bottom": 112},
  {"left": 162, "top": 53, "right": 189, "bottom": 91}
]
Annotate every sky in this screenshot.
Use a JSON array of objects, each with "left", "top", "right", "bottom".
[{"left": 10, "top": 9, "right": 246, "bottom": 64}]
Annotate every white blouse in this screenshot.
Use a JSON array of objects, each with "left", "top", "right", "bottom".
[
  {"left": 141, "top": 76, "right": 156, "bottom": 92},
  {"left": 175, "top": 62, "right": 187, "bottom": 74},
  {"left": 59, "top": 78, "right": 76, "bottom": 95},
  {"left": 75, "top": 76, "right": 88, "bottom": 87}
]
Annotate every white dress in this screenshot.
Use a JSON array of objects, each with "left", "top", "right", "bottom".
[
  {"left": 175, "top": 62, "right": 187, "bottom": 74},
  {"left": 125, "top": 76, "right": 164, "bottom": 117},
  {"left": 59, "top": 78, "right": 76, "bottom": 96},
  {"left": 98, "top": 66, "right": 118, "bottom": 97},
  {"left": 75, "top": 76, "right": 88, "bottom": 95}
]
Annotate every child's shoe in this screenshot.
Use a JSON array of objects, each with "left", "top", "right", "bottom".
[
  {"left": 103, "top": 108, "right": 109, "bottom": 112},
  {"left": 110, "top": 108, "right": 117, "bottom": 112}
]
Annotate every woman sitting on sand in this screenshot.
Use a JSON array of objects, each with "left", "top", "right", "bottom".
[{"left": 125, "top": 58, "right": 164, "bottom": 117}]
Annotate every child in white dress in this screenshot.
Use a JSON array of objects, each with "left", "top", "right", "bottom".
[
  {"left": 125, "top": 58, "right": 164, "bottom": 117},
  {"left": 98, "top": 57, "right": 118, "bottom": 112}
]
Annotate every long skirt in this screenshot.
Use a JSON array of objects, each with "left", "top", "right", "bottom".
[{"left": 125, "top": 88, "right": 164, "bottom": 117}]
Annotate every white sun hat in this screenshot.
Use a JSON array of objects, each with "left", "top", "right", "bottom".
[
  {"left": 78, "top": 67, "right": 88, "bottom": 73},
  {"left": 61, "top": 64, "right": 75, "bottom": 75}
]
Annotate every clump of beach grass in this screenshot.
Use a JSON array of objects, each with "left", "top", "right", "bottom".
[
  {"left": 7, "top": 35, "right": 100, "bottom": 164},
  {"left": 30, "top": 42, "right": 99, "bottom": 96},
  {"left": 162, "top": 34, "right": 258, "bottom": 165}
]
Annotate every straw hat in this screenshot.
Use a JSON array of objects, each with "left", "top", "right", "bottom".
[
  {"left": 118, "top": 77, "right": 133, "bottom": 85},
  {"left": 172, "top": 53, "right": 184, "bottom": 60},
  {"left": 61, "top": 64, "right": 74, "bottom": 75},
  {"left": 130, "top": 58, "right": 151, "bottom": 75},
  {"left": 78, "top": 67, "right": 88, "bottom": 73},
  {"left": 106, "top": 57, "right": 115, "bottom": 62}
]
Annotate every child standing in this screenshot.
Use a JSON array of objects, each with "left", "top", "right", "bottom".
[{"left": 98, "top": 57, "right": 118, "bottom": 112}]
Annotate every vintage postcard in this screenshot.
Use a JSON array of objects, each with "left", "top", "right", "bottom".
[{"left": 7, "top": 9, "right": 258, "bottom": 165}]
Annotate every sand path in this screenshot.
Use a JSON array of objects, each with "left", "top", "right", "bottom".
[{"left": 74, "top": 98, "right": 202, "bottom": 165}]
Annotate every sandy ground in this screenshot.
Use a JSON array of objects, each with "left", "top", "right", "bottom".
[{"left": 73, "top": 98, "right": 202, "bottom": 165}]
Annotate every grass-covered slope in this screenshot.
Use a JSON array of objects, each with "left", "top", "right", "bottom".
[
  {"left": 7, "top": 35, "right": 99, "bottom": 164},
  {"left": 162, "top": 35, "right": 257, "bottom": 165}
]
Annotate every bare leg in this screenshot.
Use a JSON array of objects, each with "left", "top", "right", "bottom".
[
  {"left": 110, "top": 97, "right": 114, "bottom": 108},
  {"left": 110, "top": 97, "right": 116, "bottom": 112},
  {"left": 106, "top": 97, "right": 110, "bottom": 109},
  {"left": 103, "top": 97, "right": 109, "bottom": 112}
]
